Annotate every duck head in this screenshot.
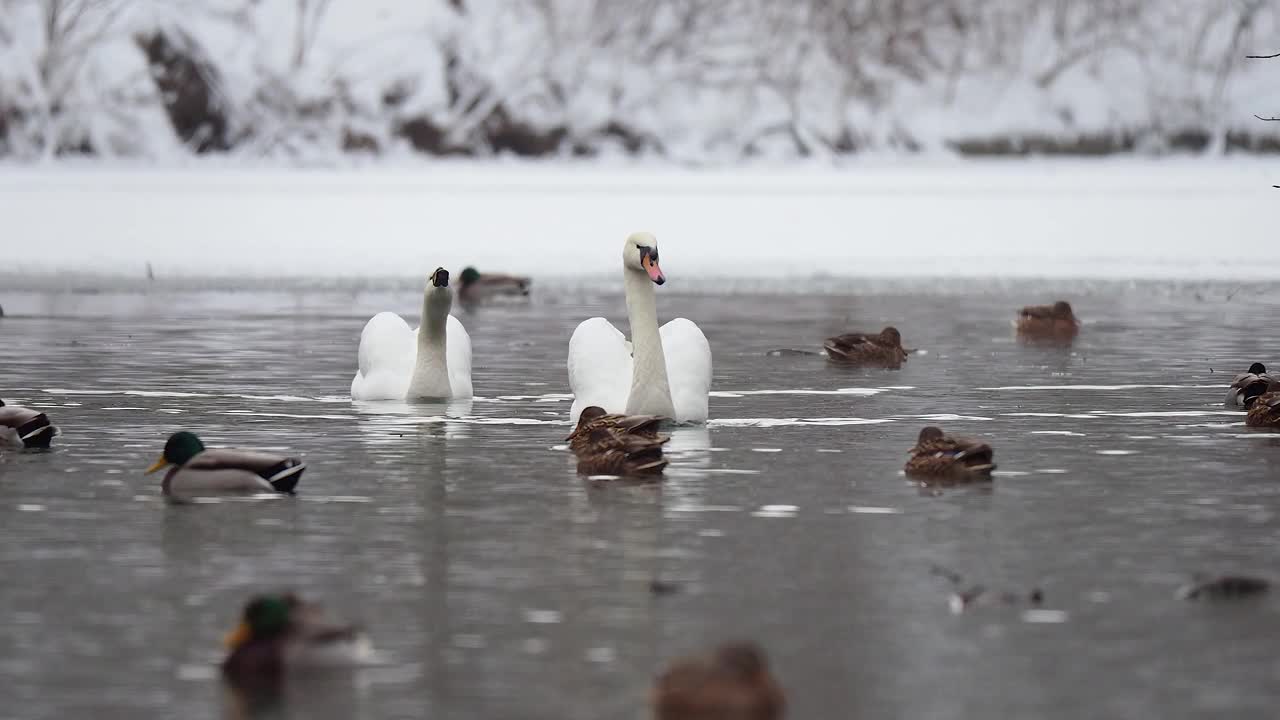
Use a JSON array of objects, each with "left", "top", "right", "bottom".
[
  {"left": 145, "top": 431, "right": 205, "bottom": 474},
  {"left": 1052, "top": 301, "right": 1074, "bottom": 318},
  {"left": 879, "top": 327, "right": 902, "bottom": 345},
  {"left": 623, "top": 232, "right": 664, "bottom": 285},
  {"left": 459, "top": 267, "right": 480, "bottom": 289},
  {"left": 224, "top": 593, "right": 299, "bottom": 650},
  {"left": 1248, "top": 362, "right": 1267, "bottom": 375}
]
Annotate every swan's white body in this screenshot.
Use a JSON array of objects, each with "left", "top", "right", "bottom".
[
  {"left": 567, "top": 233, "right": 712, "bottom": 424},
  {"left": 351, "top": 278, "right": 473, "bottom": 401}
]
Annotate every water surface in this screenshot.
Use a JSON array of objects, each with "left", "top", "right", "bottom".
[{"left": 2, "top": 280, "right": 1279, "bottom": 719}]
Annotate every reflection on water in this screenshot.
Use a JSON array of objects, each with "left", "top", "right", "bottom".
[{"left": 3, "top": 281, "right": 1280, "bottom": 719}]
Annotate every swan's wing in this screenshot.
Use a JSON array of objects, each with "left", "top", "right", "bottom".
[
  {"left": 447, "top": 314, "right": 474, "bottom": 398},
  {"left": 661, "top": 318, "right": 712, "bottom": 423},
  {"left": 568, "top": 317, "right": 632, "bottom": 420},
  {"left": 352, "top": 312, "right": 414, "bottom": 400}
]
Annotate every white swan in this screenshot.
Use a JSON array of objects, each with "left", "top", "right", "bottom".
[
  {"left": 567, "top": 232, "right": 712, "bottom": 424},
  {"left": 351, "top": 267, "right": 473, "bottom": 400}
]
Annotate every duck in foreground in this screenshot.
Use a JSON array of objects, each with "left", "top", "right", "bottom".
[
  {"left": 457, "top": 266, "right": 531, "bottom": 304},
  {"left": 566, "top": 407, "right": 670, "bottom": 477},
  {"left": 1244, "top": 389, "right": 1280, "bottom": 429},
  {"left": 823, "top": 326, "right": 907, "bottom": 368},
  {"left": 1226, "top": 362, "right": 1277, "bottom": 408},
  {"left": 566, "top": 405, "right": 667, "bottom": 453},
  {"left": 145, "top": 431, "right": 304, "bottom": 496},
  {"left": 904, "top": 426, "right": 996, "bottom": 481},
  {"left": 222, "top": 593, "right": 373, "bottom": 687},
  {"left": 1015, "top": 301, "right": 1079, "bottom": 339},
  {"left": 0, "top": 399, "right": 57, "bottom": 449},
  {"left": 652, "top": 641, "right": 785, "bottom": 720}
]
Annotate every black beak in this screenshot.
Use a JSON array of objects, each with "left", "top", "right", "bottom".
[{"left": 431, "top": 268, "right": 449, "bottom": 288}]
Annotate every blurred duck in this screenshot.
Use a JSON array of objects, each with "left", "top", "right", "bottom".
[
  {"left": 222, "top": 593, "right": 373, "bottom": 686},
  {"left": 145, "top": 431, "right": 304, "bottom": 496},
  {"left": 1244, "top": 388, "right": 1280, "bottom": 429},
  {"left": 904, "top": 426, "right": 996, "bottom": 480},
  {"left": 457, "top": 266, "right": 531, "bottom": 304},
  {"left": 823, "top": 326, "right": 907, "bottom": 368},
  {"left": 1015, "top": 301, "right": 1079, "bottom": 338},
  {"left": 1226, "top": 362, "right": 1277, "bottom": 408},
  {"left": 652, "top": 641, "right": 785, "bottom": 720},
  {"left": 0, "top": 399, "right": 57, "bottom": 449},
  {"left": 566, "top": 405, "right": 667, "bottom": 453}
]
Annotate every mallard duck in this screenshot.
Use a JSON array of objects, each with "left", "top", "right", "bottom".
[
  {"left": 457, "top": 266, "right": 531, "bottom": 304},
  {"left": 1226, "top": 363, "right": 1277, "bottom": 407},
  {"left": 652, "top": 642, "right": 785, "bottom": 720},
  {"left": 222, "top": 593, "right": 372, "bottom": 686},
  {"left": 1176, "top": 574, "right": 1270, "bottom": 600},
  {"left": 566, "top": 405, "right": 667, "bottom": 453},
  {"left": 145, "top": 431, "right": 304, "bottom": 496},
  {"left": 575, "top": 428, "right": 669, "bottom": 476},
  {"left": 823, "top": 326, "right": 907, "bottom": 368},
  {"left": 0, "top": 399, "right": 57, "bottom": 449},
  {"left": 1245, "top": 390, "right": 1280, "bottom": 428},
  {"left": 1015, "top": 301, "right": 1079, "bottom": 338},
  {"left": 904, "top": 426, "right": 996, "bottom": 480}
]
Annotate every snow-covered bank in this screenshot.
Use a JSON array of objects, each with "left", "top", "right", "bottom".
[
  {"left": 3, "top": 0, "right": 1280, "bottom": 162},
  {"left": 1, "top": 161, "right": 1276, "bottom": 280}
]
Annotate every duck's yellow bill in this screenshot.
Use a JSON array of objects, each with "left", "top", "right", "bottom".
[
  {"left": 145, "top": 455, "right": 170, "bottom": 474},
  {"left": 224, "top": 621, "right": 251, "bottom": 650}
]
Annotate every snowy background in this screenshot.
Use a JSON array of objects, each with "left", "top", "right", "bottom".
[{"left": 2, "top": 0, "right": 1280, "bottom": 162}]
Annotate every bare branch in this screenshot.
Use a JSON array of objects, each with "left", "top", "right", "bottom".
[
  {"left": 1247, "top": 52, "right": 1280, "bottom": 58},
  {"left": 1255, "top": 114, "right": 1280, "bottom": 121}
]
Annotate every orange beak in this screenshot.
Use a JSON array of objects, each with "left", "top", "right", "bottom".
[
  {"left": 145, "top": 455, "right": 169, "bottom": 475},
  {"left": 224, "top": 621, "right": 251, "bottom": 650},
  {"left": 643, "top": 254, "right": 665, "bottom": 285}
]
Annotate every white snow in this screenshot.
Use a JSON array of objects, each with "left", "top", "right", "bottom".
[{"left": 1, "top": 159, "right": 1277, "bottom": 280}]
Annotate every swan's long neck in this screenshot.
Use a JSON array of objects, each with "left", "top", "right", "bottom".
[
  {"left": 407, "top": 288, "right": 452, "bottom": 399},
  {"left": 624, "top": 267, "right": 675, "bottom": 417}
]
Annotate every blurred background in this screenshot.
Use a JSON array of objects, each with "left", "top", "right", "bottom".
[{"left": 2, "top": 0, "right": 1279, "bottom": 162}]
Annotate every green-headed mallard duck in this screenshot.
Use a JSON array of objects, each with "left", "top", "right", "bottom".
[
  {"left": 222, "top": 593, "right": 372, "bottom": 686},
  {"left": 457, "top": 266, "right": 531, "bottom": 304},
  {"left": 575, "top": 428, "right": 669, "bottom": 476},
  {"left": 145, "top": 431, "right": 304, "bottom": 496},
  {"left": 0, "top": 399, "right": 57, "bottom": 449},
  {"left": 1245, "top": 390, "right": 1280, "bottom": 429},
  {"left": 904, "top": 426, "right": 996, "bottom": 480},
  {"left": 566, "top": 405, "right": 667, "bottom": 453},
  {"left": 1015, "top": 301, "right": 1079, "bottom": 338},
  {"left": 1226, "top": 362, "right": 1277, "bottom": 408},
  {"left": 823, "top": 326, "right": 907, "bottom": 368},
  {"left": 652, "top": 641, "right": 785, "bottom": 720}
]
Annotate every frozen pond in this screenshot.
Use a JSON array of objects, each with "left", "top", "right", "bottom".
[{"left": 3, "top": 277, "right": 1280, "bottom": 718}]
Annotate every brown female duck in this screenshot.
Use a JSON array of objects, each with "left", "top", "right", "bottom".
[
  {"left": 1245, "top": 389, "right": 1280, "bottom": 429},
  {"left": 574, "top": 428, "right": 669, "bottom": 476},
  {"left": 1015, "top": 301, "right": 1079, "bottom": 338},
  {"left": 904, "top": 426, "right": 996, "bottom": 480},
  {"left": 652, "top": 642, "right": 785, "bottom": 720},
  {"left": 823, "top": 326, "right": 907, "bottom": 368},
  {"left": 566, "top": 405, "right": 667, "bottom": 453}
]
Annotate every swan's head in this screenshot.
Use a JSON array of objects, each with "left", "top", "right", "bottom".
[
  {"left": 430, "top": 267, "right": 450, "bottom": 288},
  {"left": 623, "top": 232, "right": 664, "bottom": 285}
]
